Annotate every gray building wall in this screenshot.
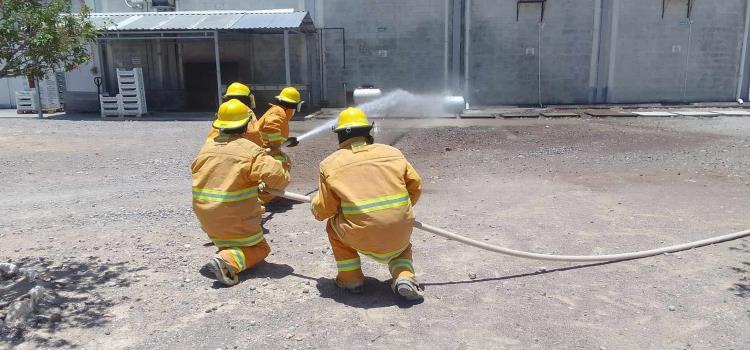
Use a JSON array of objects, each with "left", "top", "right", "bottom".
[
  {"left": 320, "top": 0, "right": 448, "bottom": 106},
  {"left": 469, "top": 0, "right": 596, "bottom": 105},
  {"left": 76, "top": 0, "right": 750, "bottom": 108},
  {"left": 605, "top": 0, "right": 746, "bottom": 103}
]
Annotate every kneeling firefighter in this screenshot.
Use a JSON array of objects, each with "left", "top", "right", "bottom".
[
  {"left": 256, "top": 86, "right": 303, "bottom": 202},
  {"left": 310, "top": 107, "right": 424, "bottom": 300},
  {"left": 206, "top": 82, "right": 262, "bottom": 145},
  {"left": 257, "top": 87, "right": 303, "bottom": 168},
  {"left": 192, "top": 99, "right": 290, "bottom": 286}
]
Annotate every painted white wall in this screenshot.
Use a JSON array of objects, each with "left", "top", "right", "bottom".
[
  {"left": 65, "top": 44, "right": 101, "bottom": 93},
  {"left": 0, "top": 77, "right": 30, "bottom": 108}
]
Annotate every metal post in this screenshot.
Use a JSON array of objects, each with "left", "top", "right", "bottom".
[
  {"left": 213, "top": 30, "right": 222, "bottom": 105},
  {"left": 284, "top": 29, "right": 291, "bottom": 85},
  {"left": 34, "top": 79, "right": 43, "bottom": 119}
]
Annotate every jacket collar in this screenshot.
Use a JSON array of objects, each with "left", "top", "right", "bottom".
[{"left": 338, "top": 136, "right": 369, "bottom": 150}]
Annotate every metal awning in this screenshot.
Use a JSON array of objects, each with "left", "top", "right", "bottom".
[
  {"left": 93, "top": 10, "right": 316, "bottom": 108},
  {"left": 90, "top": 10, "right": 314, "bottom": 33}
]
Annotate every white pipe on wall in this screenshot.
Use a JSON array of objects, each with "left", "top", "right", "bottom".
[
  {"left": 736, "top": 0, "right": 750, "bottom": 100},
  {"left": 606, "top": 0, "right": 620, "bottom": 103},
  {"left": 463, "top": 0, "right": 471, "bottom": 108},
  {"left": 588, "top": 0, "right": 603, "bottom": 103}
]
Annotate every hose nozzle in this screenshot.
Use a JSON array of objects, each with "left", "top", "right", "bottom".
[{"left": 282, "top": 137, "right": 299, "bottom": 148}]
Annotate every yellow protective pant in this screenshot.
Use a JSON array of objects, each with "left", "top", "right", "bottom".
[
  {"left": 217, "top": 239, "right": 271, "bottom": 274},
  {"left": 326, "top": 221, "right": 416, "bottom": 288}
]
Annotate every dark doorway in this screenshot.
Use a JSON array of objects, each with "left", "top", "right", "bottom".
[
  {"left": 183, "top": 62, "right": 240, "bottom": 111},
  {"left": 184, "top": 62, "right": 218, "bottom": 111}
]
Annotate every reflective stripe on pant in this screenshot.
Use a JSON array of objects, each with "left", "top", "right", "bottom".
[
  {"left": 327, "top": 222, "right": 365, "bottom": 287},
  {"left": 387, "top": 244, "right": 415, "bottom": 279},
  {"left": 217, "top": 238, "right": 271, "bottom": 273}
]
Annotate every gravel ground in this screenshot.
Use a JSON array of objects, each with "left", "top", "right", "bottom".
[{"left": 0, "top": 114, "right": 749, "bottom": 349}]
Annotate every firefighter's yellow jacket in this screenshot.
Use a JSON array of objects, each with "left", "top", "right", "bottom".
[
  {"left": 256, "top": 104, "right": 292, "bottom": 148},
  {"left": 192, "top": 133, "right": 290, "bottom": 246},
  {"left": 311, "top": 137, "right": 422, "bottom": 256}
]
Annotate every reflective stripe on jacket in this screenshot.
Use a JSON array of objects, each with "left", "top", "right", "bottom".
[
  {"left": 192, "top": 134, "right": 290, "bottom": 241},
  {"left": 311, "top": 137, "right": 422, "bottom": 254}
]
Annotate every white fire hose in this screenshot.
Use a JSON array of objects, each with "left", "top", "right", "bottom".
[{"left": 266, "top": 189, "right": 750, "bottom": 262}]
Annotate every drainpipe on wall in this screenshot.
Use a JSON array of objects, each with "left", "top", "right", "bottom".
[
  {"left": 463, "top": 0, "right": 471, "bottom": 109},
  {"left": 736, "top": 0, "right": 750, "bottom": 101},
  {"left": 588, "top": 0, "right": 603, "bottom": 103}
]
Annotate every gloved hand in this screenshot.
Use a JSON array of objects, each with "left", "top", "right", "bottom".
[{"left": 283, "top": 137, "right": 299, "bottom": 148}]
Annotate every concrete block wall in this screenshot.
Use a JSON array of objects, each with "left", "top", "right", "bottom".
[
  {"left": 469, "top": 0, "right": 595, "bottom": 105},
  {"left": 320, "top": 0, "right": 448, "bottom": 106},
  {"left": 605, "top": 0, "right": 746, "bottom": 103},
  {"left": 76, "top": 0, "right": 750, "bottom": 108}
]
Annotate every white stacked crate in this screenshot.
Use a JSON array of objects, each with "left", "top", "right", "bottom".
[
  {"left": 99, "top": 96, "right": 122, "bottom": 117},
  {"left": 15, "top": 91, "right": 36, "bottom": 112},
  {"left": 116, "top": 68, "right": 147, "bottom": 117},
  {"left": 100, "top": 68, "right": 148, "bottom": 118},
  {"left": 14, "top": 74, "right": 63, "bottom": 113}
]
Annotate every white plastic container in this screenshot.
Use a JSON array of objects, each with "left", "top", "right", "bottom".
[{"left": 353, "top": 87, "right": 382, "bottom": 105}]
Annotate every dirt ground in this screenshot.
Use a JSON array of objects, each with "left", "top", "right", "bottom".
[{"left": 1, "top": 113, "right": 749, "bottom": 349}]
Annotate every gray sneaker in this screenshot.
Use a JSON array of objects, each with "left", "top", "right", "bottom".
[
  {"left": 392, "top": 276, "right": 424, "bottom": 301},
  {"left": 199, "top": 256, "right": 239, "bottom": 286}
]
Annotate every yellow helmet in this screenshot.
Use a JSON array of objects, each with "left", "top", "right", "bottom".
[
  {"left": 334, "top": 107, "right": 371, "bottom": 132},
  {"left": 275, "top": 86, "right": 301, "bottom": 104},
  {"left": 224, "top": 82, "right": 251, "bottom": 98},
  {"left": 213, "top": 99, "right": 250, "bottom": 130}
]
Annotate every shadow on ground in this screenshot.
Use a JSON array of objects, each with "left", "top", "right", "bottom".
[
  {"left": 422, "top": 259, "right": 628, "bottom": 287},
  {"left": 728, "top": 243, "right": 750, "bottom": 298},
  {"left": 316, "top": 277, "right": 423, "bottom": 309},
  {"left": 208, "top": 262, "right": 296, "bottom": 289},
  {"left": 0, "top": 257, "right": 145, "bottom": 348},
  {"left": 44, "top": 112, "right": 213, "bottom": 122}
]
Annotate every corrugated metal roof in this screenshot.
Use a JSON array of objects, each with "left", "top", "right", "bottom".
[
  {"left": 90, "top": 10, "right": 312, "bottom": 31},
  {"left": 230, "top": 11, "right": 308, "bottom": 30}
]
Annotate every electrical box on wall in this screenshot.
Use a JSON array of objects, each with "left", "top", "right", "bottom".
[{"left": 151, "top": 0, "right": 175, "bottom": 11}]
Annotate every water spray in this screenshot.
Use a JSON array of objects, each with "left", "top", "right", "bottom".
[
  {"left": 265, "top": 189, "right": 750, "bottom": 263},
  {"left": 293, "top": 88, "right": 467, "bottom": 145}
]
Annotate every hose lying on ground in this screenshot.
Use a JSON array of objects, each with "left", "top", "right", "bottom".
[{"left": 266, "top": 189, "right": 750, "bottom": 262}]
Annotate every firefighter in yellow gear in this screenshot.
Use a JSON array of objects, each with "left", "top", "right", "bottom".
[
  {"left": 310, "top": 107, "right": 424, "bottom": 300},
  {"left": 257, "top": 87, "right": 302, "bottom": 166},
  {"left": 192, "top": 99, "right": 290, "bottom": 286},
  {"left": 255, "top": 86, "right": 303, "bottom": 202},
  {"left": 206, "top": 82, "right": 262, "bottom": 145}
]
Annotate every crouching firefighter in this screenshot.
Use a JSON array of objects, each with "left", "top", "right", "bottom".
[
  {"left": 310, "top": 107, "right": 424, "bottom": 300},
  {"left": 192, "top": 99, "right": 290, "bottom": 286},
  {"left": 257, "top": 87, "right": 303, "bottom": 170}
]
